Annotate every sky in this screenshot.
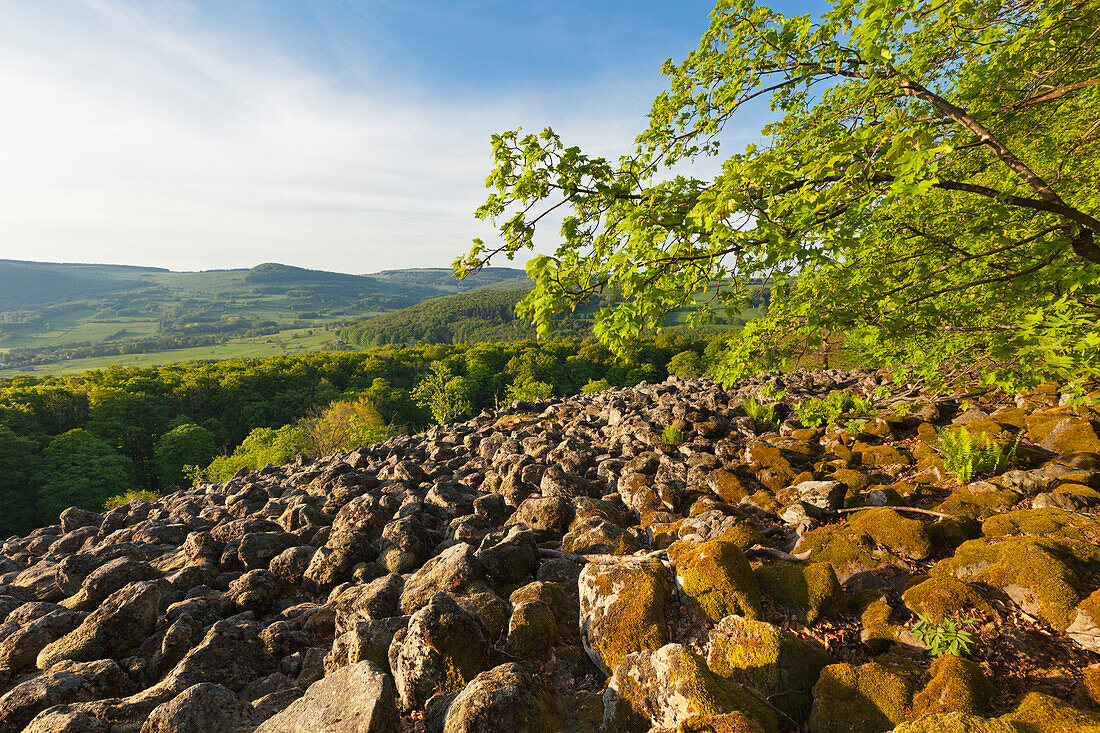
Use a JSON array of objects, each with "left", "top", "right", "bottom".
[{"left": 0, "top": 0, "right": 821, "bottom": 275}]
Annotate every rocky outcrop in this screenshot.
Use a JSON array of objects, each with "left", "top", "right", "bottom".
[{"left": 1, "top": 370, "right": 1100, "bottom": 731}]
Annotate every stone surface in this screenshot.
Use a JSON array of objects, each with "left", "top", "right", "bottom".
[{"left": 255, "top": 661, "right": 398, "bottom": 733}]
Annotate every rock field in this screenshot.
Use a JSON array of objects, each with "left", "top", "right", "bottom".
[{"left": 3, "top": 369, "right": 1100, "bottom": 732}]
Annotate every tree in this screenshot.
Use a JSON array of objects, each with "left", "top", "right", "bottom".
[
  {"left": 412, "top": 362, "right": 472, "bottom": 425},
  {"left": 154, "top": 423, "right": 217, "bottom": 489},
  {"left": 0, "top": 425, "right": 40, "bottom": 538},
  {"left": 39, "top": 429, "right": 135, "bottom": 525},
  {"left": 302, "top": 394, "right": 392, "bottom": 456},
  {"left": 456, "top": 0, "right": 1100, "bottom": 389}
]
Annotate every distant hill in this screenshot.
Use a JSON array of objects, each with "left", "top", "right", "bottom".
[
  {"left": 0, "top": 259, "right": 530, "bottom": 369},
  {"left": 341, "top": 289, "right": 592, "bottom": 346}
]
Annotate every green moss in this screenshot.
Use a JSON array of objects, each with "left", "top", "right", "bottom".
[
  {"left": 755, "top": 561, "right": 844, "bottom": 624},
  {"left": 809, "top": 657, "right": 922, "bottom": 733},
  {"left": 860, "top": 596, "right": 905, "bottom": 650},
  {"left": 794, "top": 508, "right": 934, "bottom": 581},
  {"left": 902, "top": 576, "right": 994, "bottom": 625},
  {"left": 710, "top": 468, "right": 751, "bottom": 504},
  {"left": 672, "top": 712, "right": 767, "bottom": 733},
  {"left": 668, "top": 540, "right": 763, "bottom": 623},
  {"left": 706, "top": 616, "right": 829, "bottom": 722},
  {"left": 1078, "top": 665, "right": 1100, "bottom": 710},
  {"left": 581, "top": 560, "right": 670, "bottom": 675},
  {"left": 892, "top": 713, "right": 1021, "bottom": 733},
  {"left": 911, "top": 655, "right": 994, "bottom": 719},
  {"left": 935, "top": 486, "right": 1020, "bottom": 522},
  {"left": 846, "top": 508, "right": 934, "bottom": 561},
  {"left": 982, "top": 508, "right": 1100, "bottom": 545},
  {"left": 930, "top": 538, "right": 1087, "bottom": 631},
  {"left": 506, "top": 600, "right": 558, "bottom": 660},
  {"left": 832, "top": 469, "right": 872, "bottom": 492},
  {"left": 1000, "top": 691, "right": 1100, "bottom": 733}
]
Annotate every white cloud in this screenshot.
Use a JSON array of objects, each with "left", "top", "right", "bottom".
[{"left": 0, "top": 0, "right": 672, "bottom": 273}]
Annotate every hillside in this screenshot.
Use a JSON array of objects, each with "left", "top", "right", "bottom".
[
  {"left": 0, "top": 260, "right": 528, "bottom": 374},
  {"left": 340, "top": 288, "right": 593, "bottom": 346},
  {"left": 2, "top": 371, "right": 1100, "bottom": 731}
]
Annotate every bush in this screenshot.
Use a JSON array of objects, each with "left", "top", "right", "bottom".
[
  {"left": 794, "top": 392, "right": 874, "bottom": 428},
  {"left": 506, "top": 379, "right": 554, "bottom": 402},
  {"left": 103, "top": 489, "right": 159, "bottom": 510},
  {"left": 581, "top": 378, "right": 612, "bottom": 394},
  {"left": 934, "top": 427, "right": 1020, "bottom": 483}
]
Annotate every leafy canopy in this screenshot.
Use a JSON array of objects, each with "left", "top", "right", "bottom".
[{"left": 456, "top": 0, "right": 1100, "bottom": 389}]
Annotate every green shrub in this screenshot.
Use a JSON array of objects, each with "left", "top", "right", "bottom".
[
  {"left": 794, "top": 391, "right": 874, "bottom": 427},
  {"left": 912, "top": 614, "right": 979, "bottom": 657},
  {"left": 661, "top": 424, "right": 685, "bottom": 445},
  {"left": 506, "top": 379, "right": 554, "bottom": 402},
  {"left": 581, "top": 378, "right": 612, "bottom": 394},
  {"left": 103, "top": 489, "right": 159, "bottom": 511},
  {"left": 742, "top": 396, "right": 778, "bottom": 430},
  {"left": 934, "top": 427, "right": 1020, "bottom": 483}
]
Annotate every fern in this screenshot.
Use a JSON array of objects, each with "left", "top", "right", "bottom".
[
  {"left": 742, "top": 396, "right": 778, "bottom": 430},
  {"left": 794, "top": 391, "right": 875, "bottom": 427},
  {"left": 934, "top": 427, "right": 1021, "bottom": 483}
]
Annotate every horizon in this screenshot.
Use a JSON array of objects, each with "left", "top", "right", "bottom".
[{"left": 0, "top": 1, "right": 821, "bottom": 273}]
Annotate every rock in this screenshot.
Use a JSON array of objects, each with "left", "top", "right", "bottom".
[
  {"left": 62, "top": 557, "right": 159, "bottom": 611},
  {"left": 390, "top": 592, "right": 495, "bottom": 709},
  {"left": 1000, "top": 691, "right": 1100, "bottom": 731},
  {"left": 442, "top": 662, "right": 559, "bottom": 732},
  {"left": 910, "top": 655, "right": 994, "bottom": 719},
  {"left": 505, "top": 497, "right": 574, "bottom": 539},
  {"left": 141, "top": 683, "right": 264, "bottom": 733},
  {"left": 506, "top": 600, "right": 557, "bottom": 660},
  {"left": 1067, "top": 587, "right": 1100, "bottom": 652},
  {"left": 706, "top": 616, "right": 829, "bottom": 721},
  {"left": 325, "top": 616, "right": 408, "bottom": 674},
  {"left": 561, "top": 518, "right": 642, "bottom": 555},
  {"left": 0, "top": 660, "right": 130, "bottom": 733},
  {"left": 37, "top": 581, "right": 161, "bottom": 670},
  {"left": 0, "top": 606, "right": 86, "bottom": 670},
  {"left": 227, "top": 569, "right": 281, "bottom": 614},
  {"left": 269, "top": 546, "right": 315, "bottom": 585},
  {"left": 755, "top": 561, "right": 843, "bottom": 624},
  {"left": 604, "top": 643, "right": 777, "bottom": 733},
  {"left": 667, "top": 540, "right": 762, "bottom": 623},
  {"left": 578, "top": 560, "right": 669, "bottom": 676},
  {"left": 239, "top": 532, "right": 299, "bottom": 570},
  {"left": 255, "top": 661, "right": 398, "bottom": 733},
  {"left": 159, "top": 615, "right": 275, "bottom": 693},
  {"left": 809, "top": 657, "right": 921, "bottom": 733},
  {"left": 399, "top": 543, "right": 492, "bottom": 614},
  {"left": 23, "top": 706, "right": 108, "bottom": 733},
  {"left": 475, "top": 527, "right": 539, "bottom": 584},
  {"left": 59, "top": 508, "right": 102, "bottom": 534},
  {"left": 1040, "top": 418, "right": 1100, "bottom": 454},
  {"left": 303, "top": 530, "right": 376, "bottom": 592},
  {"left": 783, "top": 480, "right": 846, "bottom": 518},
  {"left": 889, "top": 713, "right": 1019, "bottom": 733}
]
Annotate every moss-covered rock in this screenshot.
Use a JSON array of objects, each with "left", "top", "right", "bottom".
[
  {"left": 794, "top": 508, "right": 933, "bottom": 583},
  {"left": 1039, "top": 418, "right": 1100, "bottom": 455},
  {"left": 911, "top": 655, "right": 994, "bottom": 719},
  {"left": 1067, "top": 587, "right": 1100, "bottom": 653},
  {"left": 860, "top": 596, "right": 920, "bottom": 652},
  {"left": 561, "top": 517, "right": 641, "bottom": 556},
  {"left": 755, "top": 561, "right": 844, "bottom": 624},
  {"left": 981, "top": 508, "right": 1100, "bottom": 544},
  {"left": 442, "top": 662, "right": 559, "bottom": 733},
  {"left": 901, "top": 576, "right": 994, "bottom": 625},
  {"left": 605, "top": 643, "right": 778, "bottom": 733},
  {"left": 935, "top": 486, "right": 1019, "bottom": 522},
  {"left": 853, "top": 442, "right": 913, "bottom": 467},
  {"left": 999, "top": 691, "right": 1100, "bottom": 733},
  {"left": 709, "top": 469, "right": 751, "bottom": 504},
  {"left": 891, "top": 712, "right": 1021, "bottom": 733},
  {"left": 1078, "top": 665, "right": 1100, "bottom": 710},
  {"left": 706, "top": 615, "right": 829, "bottom": 722},
  {"left": 930, "top": 538, "right": 1091, "bottom": 630},
  {"left": 578, "top": 560, "right": 669, "bottom": 676},
  {"left": 664, "top": 712, "right": 767, "bottom": 732},
  {"left": 506, "top": 600, "right": 558, "bottom": 660},
  {"left": 667, "top": 540, "right": 762, "bottom": 623},
  {"left": 809, "top": 657, "right": 922, "bottom": 733}
]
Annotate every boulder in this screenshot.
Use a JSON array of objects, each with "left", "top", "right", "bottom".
[
  {"left": 255, "top": 661, "right": 398, "bottom": 733},
  {"left": 37, "top": 581, "right": 161, "bottom": 670},
  {"left": 442, "top": 662, "right": 559, "bottom": 732},
  {"left": 389, "top": 592, "right": 495, "bottom": 709},
  {"left": 141, "top": 683, "right": 264, "bottom": 733},
  {"left": 398, "top": 543, "right": 492, "bottom": 614},
  {"left": 667, "top": 540, "right": 762, "bottom": 623},
  {"left": 809, "top": 657, "right": 921, "bottom": 733},
  {"left": 578, "top": 560, "right": 669, "bottom": 675},
  {"left": 0, "top": 660, "right": 130, "bottom": 733}
]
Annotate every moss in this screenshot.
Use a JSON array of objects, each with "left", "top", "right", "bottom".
[
  {"left": 672, "top": 712, "right": 766, "bottom": 733},
  {"left": 861, "top": 596, "right": 905, "bottom": 650},
  {"left": 1078, "top": 665, "right": 1100, "bottom": 710},
  {"left": 706, "top": 616, "right": 829, "bottom": 722},
  {"left": 809, "top": 657, "right": 922, "bottom": 733},
  {"left": 832, "top": 469, "right": 872, "bottom": 492},
  {"left": 930, "top": 538, "right": 1086, "bottom": 631},
  {"left": 506, "top": 600, "right": 558, "bottom": 660},
  {"left": 668, "top": 540, "right": 762, "bottom": 623},
  {"left": 742, "top": 490, "right": 781, "bottom": 515},
  {"left": 935, "top": 486, "right": 1020, "bottom": 522},
  {"left": 1000, "top": 691, "right": 1100, "bottom": 733},
  {"left": 652, "top": 520, "right": 686, "bottom": 549},
  {"left": 756, "top": 560, "right": 844, "bottom": 624},
  {"left": 892, "top": 713, "right": 1021, "bottom": 732},
  {"left": 982, "top": 508, "right": 1100, "bottom": 545},
  {"left": 911, "top": 655, "right": 994, "bottom": 719},
  {"left": 902, "top": 576, "right": 994, "bottom": 625},
  {"left": 853, "top": 442, "right": 913, "bottom": 467},
  {"left": 1055, "top": 483, "right": 1100, "bottom": 500},
  {"left": 794, "top": 508, "right": 933, "bottom": 581},
  {"left": 509, "top": 581, "right": 575, "bottom": 627},
  {"left": 580, "top": 560, "right": 669, "bottom": 675},
  {"left": 710, "top": 469, "right": 751, "bottom": 504}
]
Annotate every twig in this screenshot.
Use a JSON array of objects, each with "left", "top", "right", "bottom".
[
  {"left": 745, "top": 545, "right": 813, "bottom": 562},
  {"left": 835, "top": 505, "right": 953, "bottom": 520}
]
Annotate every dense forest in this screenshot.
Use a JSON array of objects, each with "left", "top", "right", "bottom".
[{"left": 0, "top": 332, "right": 731, "bottom": 538}]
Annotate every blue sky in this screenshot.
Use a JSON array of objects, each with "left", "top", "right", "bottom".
[{"left": 0, "top": 0, "right": 824, "bottom": 274}]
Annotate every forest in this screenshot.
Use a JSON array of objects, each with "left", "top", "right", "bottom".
[{"left": 0, "top": 331, "right": 729, "bottom": 538}]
